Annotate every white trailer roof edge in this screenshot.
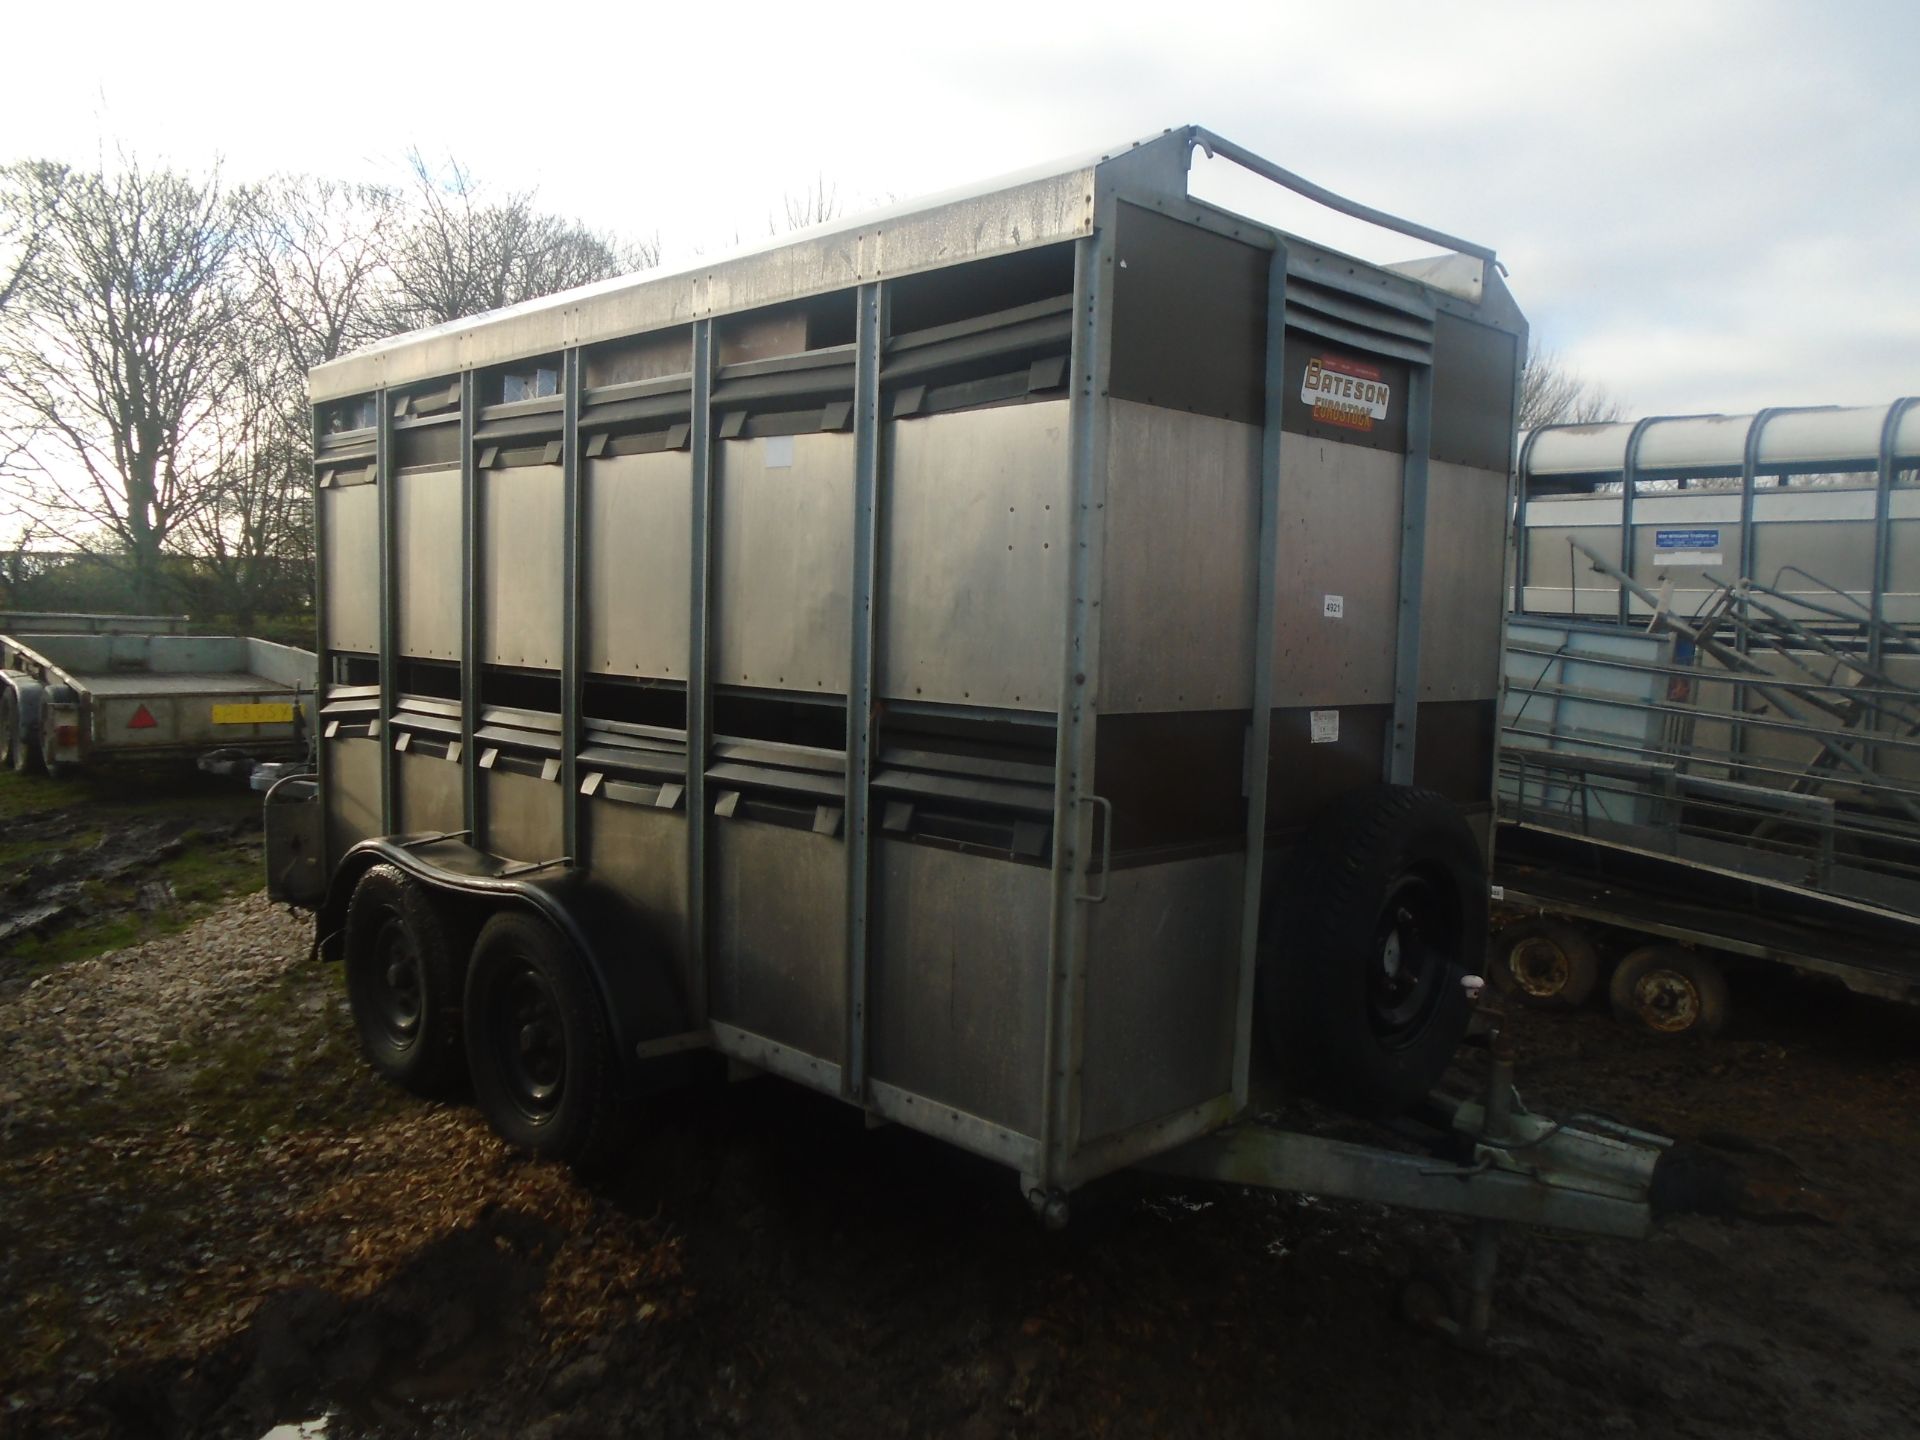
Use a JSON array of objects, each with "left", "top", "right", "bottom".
[
  {"left": 311, "top": 124, "right": 1514, "bottom": 405},
  {"left": 1524, "top": 400, "right": 1920, "bottom": 479}
]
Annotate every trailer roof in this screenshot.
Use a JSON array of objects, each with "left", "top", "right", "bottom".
[
  {"left": 311, "top": 125, "right": 1512, "bottom": 404},
  {"left": 1523, "top": 400, "right": 1920, "bottom": 480}
]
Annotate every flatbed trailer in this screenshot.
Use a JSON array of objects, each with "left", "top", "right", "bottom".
[
  {"left": 0, "top": 630, "right": 315, "bottom": 776},
  {"left": 266, "top": 126, "right": 1685, "bottom": 1336},
  {"left": 0, "top": 611, "right": 191, "bottom": 636}
]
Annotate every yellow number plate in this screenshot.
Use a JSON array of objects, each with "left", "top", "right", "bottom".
[{"left": 212, "top": 702, "right": 296, "bottom": 725}]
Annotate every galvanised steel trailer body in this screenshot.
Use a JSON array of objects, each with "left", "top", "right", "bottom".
[
  {"left": 271, "top": 129, "right": 1675, "bottom": 1285},
  {"left": 0, "top": 631, "right": 315, "bottom": 775},
  {"left": 1496, "top": 402, "right": 1920, "bottom": 1030}
]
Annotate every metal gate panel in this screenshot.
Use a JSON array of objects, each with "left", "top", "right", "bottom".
[
  {"left": 1418, "top": 461, "right": 1508, "bottom": 702},
  {"left": 1269, "top": 440, "right": 1403, "bottom": 708},
  {"left": 868, "top": 840, "right": 1051, "bottom": 1138},
  {"left": 712, "top": 432, "right": 854, "bottom": 693},
  {"left": 321, "top": 485, "right": 379, "bottom": 653},
  {"left": 880, "top": 401, "right": 1070, "bottom": 710},
  {"left": 708, "top": 819, "right": 846, "bottom": 1066},
  {"left": 584, "top": 797, "right": 692, "bottom": 995},
  {"left": 482, "top": 768, "right": 563, "bottom": 863},
  {"left": 582, "top": 451, "right": 693, "bottom": 680},
  {"left": 395, "top": 467, "right": 462, "bottom": 661},
  {"left": 481, "top": 465, "right": 565, "bottom": 670},
  {"left": 1077, "top": 852, "right": 1242, "bottom": 1143},
  {"left": 1100, "top": 401, "right": 1260, "bottom": 713},
  {"left": 325, "top": 736, "right": 381, "bottom": 868},
  {"left": 397, "top": 750, "right": 463, "bottom": 837}
]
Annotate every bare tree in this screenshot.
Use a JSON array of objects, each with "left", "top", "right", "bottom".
[
  {"left": 239, "top": 176, "right": 401, "bottom": 373},
  {"left": 0, "top": 162, "right": 63, "bottom": 314},
  {"left": 773, "top": 174, "right": 841, "bottom": 234},
  {"left": 380, "top": 151, "right": 657, "bottom": 332},
  {"left": 181, "top": 323, "right": 310, "bottom": 626},
  {"left": 1519, "top": 341, "right": 1625, "bottom": 430},
  {"left": 0, "top": 159, "right": 243, "bottom": 609}
]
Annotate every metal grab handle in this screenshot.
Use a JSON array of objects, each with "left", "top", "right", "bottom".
[{"left": 1074, "top": 794, "right": 1113, "bottom": 904}]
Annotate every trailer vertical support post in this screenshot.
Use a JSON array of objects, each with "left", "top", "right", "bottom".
[
  {"left": 312, "top": 405, "right": 331, "bottom": 848},
  {"left": 686, "top": 318, "right": 716, "bottom": 1025},
  {"left": 1389, "top": 358, "right": 1434, "bottom": 784},
  {"left": 560, "top": 348, "right": 583, "bottom": 862},
  {"left": 1732, "top": 408, "right": 1774, "bottom": 772},
  {"left": 1231, "top": 243, "right": 1287, "bottom": 1108},
  {"left": 844, "top": 281, "right": 884, "bottom": 1102},
  {"left": 1038, "top": 221, "right": 1113, "bottom": 1190},
  {"left": 1869, "top": 398, "right": 1917, "bottom": 673},
  {"left": 460, "top": 370, "right": 480, "bottom": 837},
  {"left": 375, "top": 388, "right": 397, "bottom": 835},
  {"left": 1618, "top": 419, "right": 1647, "bottom": 629},
  {"left": 1512, "top": 428, "right": 1538, "bottom": 617}
]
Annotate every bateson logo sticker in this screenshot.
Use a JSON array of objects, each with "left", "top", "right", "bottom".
[{"left": 1302, "top": 354, "right": 1391, "bottom": 431}]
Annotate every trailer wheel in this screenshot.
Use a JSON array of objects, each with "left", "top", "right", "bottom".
[
  {"left": 1491, "top": 919, "right": 1599, "bottom": 1007},
  {"left": 344, "top": 864, "right": 467, "bottom": 1094},
  {"left": 464, "top": 911, "right": 623, "bottom": 1175},
  {"left": 1608, "top": 945, "right": 1728, "bottom": 1039},
  {"left": 1259, "top": 785, "right": 1484, "bottom": 1118}
]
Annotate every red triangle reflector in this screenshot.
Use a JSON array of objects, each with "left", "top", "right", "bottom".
[{"left": 128, "top": 704, "right": 158, "bottom": 730}]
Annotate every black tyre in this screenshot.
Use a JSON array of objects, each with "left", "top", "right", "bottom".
[
  {"left": 1259, "top": 785, "right": 1485, "bottom": 1118},
  {"left": 1491, "top": 919, "right": 1600, "bottom": 1007},
  {"left": 464, "top": 911, "right": 624, "bottom": 1174},
  {"left": 0, "top": 690, "right": 17, "bottom": 770},
  {"left": 344, "top": 864, "right": 468, "bottom": 1094},
  {"left": 1608, "top": 944, "right": 1728, "bottom": 1039}
]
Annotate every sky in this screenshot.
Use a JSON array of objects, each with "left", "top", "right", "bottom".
[{"left": 4, "top": 0, "right": 1915, "bottom": 418}]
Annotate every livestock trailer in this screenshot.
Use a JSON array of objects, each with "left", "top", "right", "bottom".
[
  {"left": 270, "top": 129, "right": 1672, "bottom": 1300},
  {"left": 1496, "top": 401, "right": 1920, "bottom": 1030},
  {"left": 0, "top": 630, "right": 315, "bottom": 776}
]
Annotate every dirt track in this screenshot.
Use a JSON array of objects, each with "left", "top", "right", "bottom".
[{"left": 4, "top": 898, "right": 1919, "bottom": 1439}]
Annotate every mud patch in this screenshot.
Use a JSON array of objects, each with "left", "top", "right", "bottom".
[{"left": 81, "top": 1211, "right": 565, "bottom": 1440}]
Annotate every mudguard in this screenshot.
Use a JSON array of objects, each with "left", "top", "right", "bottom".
[{"left": 319, "top": 837, "right": 694, "bottom": 1082}]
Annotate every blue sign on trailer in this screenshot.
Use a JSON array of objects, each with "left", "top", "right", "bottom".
[{"left": 1654, "top": 528, "right": 1720, "bottom": 550}]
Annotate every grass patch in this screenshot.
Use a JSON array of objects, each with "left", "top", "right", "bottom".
[{"left": 4, "top": 835, "right": 265, "bottom": 974}]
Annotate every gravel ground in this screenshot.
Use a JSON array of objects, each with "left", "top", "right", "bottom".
[
  {"left": 1, "top": 893, "right": 310, "bottom": 1143},
  {"left": 5, "top": 896, "right": 1919, "bottom": 1439}
]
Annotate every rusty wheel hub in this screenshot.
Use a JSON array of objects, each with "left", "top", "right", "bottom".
[{"left": 1630, "top": 967, "right": 1701, "bottom": 1033}]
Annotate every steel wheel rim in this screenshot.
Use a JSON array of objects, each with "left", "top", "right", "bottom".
[
  {"left": 1511, "top": 936, "right": 1571, "bottom": 998},
  {"left": 1368, "top": 871, "right": 1457, "bottom": 1045},
  {"left": 1631, "top": 966, "right": 1701, "bottom": 1033},
  {"left": 370, "top": 913, "right": 424, "bottom": 1048},
  {"left": 491, "top": 962, "right": 566, "bottom": 1123}
]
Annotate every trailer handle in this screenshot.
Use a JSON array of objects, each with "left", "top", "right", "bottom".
[{"left": 1074, "top": 794, "right": 1113, "bottom": 904}]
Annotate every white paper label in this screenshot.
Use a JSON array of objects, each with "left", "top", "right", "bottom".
[
  {"left": 763, "top": 434, "right": 795, "bottom": 469},
  {"left": 1489, "top": 884, "right": 1505, "bottom": 902},
  {"left": 1322, "top": 594, "right": 1345, "bottom": 619},
  {"left": 1309, "top": 709, "right": 1339, "bottom": 744},
  {"left": 1652, "top": 550, "right": 1720, "bottom": 567}
]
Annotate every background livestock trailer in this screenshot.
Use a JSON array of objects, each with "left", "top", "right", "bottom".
[
  {"left": 1497, "top": 401, "right": 1920, "bottom": 1030},
  {"left": 270, "top": 129, "right": 1670, "bottom": 1289}
]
